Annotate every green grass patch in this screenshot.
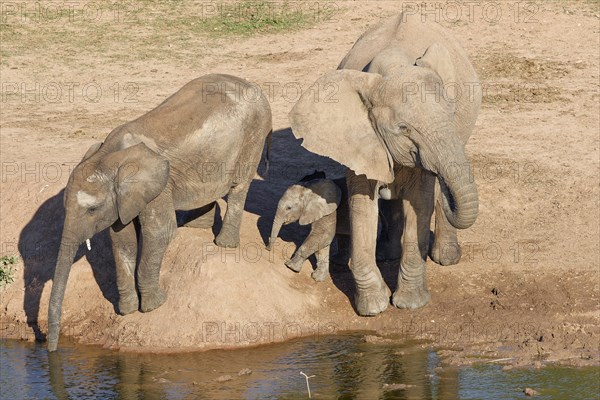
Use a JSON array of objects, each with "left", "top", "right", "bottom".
[
  {"left": 0, "top": 255, "right": 18, "bottom": 287},
  {"left": 0, "top": 1, "right": 338, "bottom": 68},
  {"left": 189, "top": 1, "right": 337, "bottom": 36}
]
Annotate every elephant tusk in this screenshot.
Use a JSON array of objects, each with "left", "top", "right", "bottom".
[{"left": 86, "top": 239, "right": 91, "bottom": 251}]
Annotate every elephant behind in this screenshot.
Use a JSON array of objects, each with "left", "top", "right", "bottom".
[
  {"left": 48, "top": 74, "right": 272, "bottom": 351},
  {"left": 289, "top": 12, "right": 481, "bottom": 316}
]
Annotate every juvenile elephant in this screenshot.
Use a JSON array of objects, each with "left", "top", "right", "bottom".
[
  {"left": 267, "top": 176, "right": 350, "bottom": 282},
  {"left": 48, "top": 74, "right": 272, "bottom": 351},
  {"left": 289, "top": 13, "right": 481, "bottom": 316}
]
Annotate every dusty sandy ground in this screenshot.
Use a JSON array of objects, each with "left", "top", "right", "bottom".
[{"left": 1, "top": 1, "right": 599, "bottom": 368}]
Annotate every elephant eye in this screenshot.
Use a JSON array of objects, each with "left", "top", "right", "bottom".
[
  {"left": 286, "top": 206, "right": 292, "bottom": 210},
  {"left": 87, "top": 206, "right": 98, "bottom": 214},
  {"left": 397, "top": 123, "right": 411, "bottom": 135}
]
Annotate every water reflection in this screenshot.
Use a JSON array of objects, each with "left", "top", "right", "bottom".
[
  {"left": 1, "top": 336, "right": 598, "bottom": 399},
  {"left": 3, "top": 335, "right": 455, "bottom": 399}
]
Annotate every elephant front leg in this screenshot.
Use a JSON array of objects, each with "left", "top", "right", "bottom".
[
  {"left": 429, "top": 183, "right": 461, "bottom": 265},
  {"left": 287, "top": 212, "right": 336, "bottom": 275},
  {"left": 311, "top": 245, "right": 330, "bottom": 282},
  {"left": 110, "top": 221, "right": 139, "bottom": 315},
  {"left": 215, "top": 181, "right": 250, "bottom": 248},
  {"left": 393, "top": 170, "right": 435, "bottom": 309},
  {"left": 137, "top": 193, "right": 177, "bottom": 313},
  {"left": 285, "top": 247, "right": 310, "bottom": 273},
  {"left": 348, "top": 173, "right": 390, "bottom": 316}
]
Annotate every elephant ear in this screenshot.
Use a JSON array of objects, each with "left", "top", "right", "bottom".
[
  {"left": 289, "top": 70, "right": 394, "bottom": 184},
  {"left": 105, "top": 143, "right": 170, "bottom": 225},
  {"left": 415, "top": 42, "right": 457, "bottom": 114},
  {"left": 299, "top": 179, "right": 342, "bottom": 225}
]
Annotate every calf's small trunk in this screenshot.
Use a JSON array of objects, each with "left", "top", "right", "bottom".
[{"left": 267, "top": 215, "right": 285, "bottom": 250}]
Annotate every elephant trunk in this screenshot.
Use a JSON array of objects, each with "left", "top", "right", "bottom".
[
  {"left": 416, "top": 122, "right": 479, "bottom": 230},
  {"left": 438, "top": 169, "right": 478, "bottom": 229},
  {"left": 267, "top": 213, "right": 285, "bottom": 250},
  {"left": 47, "top": 231, "right": 81, "bottom": 352}
]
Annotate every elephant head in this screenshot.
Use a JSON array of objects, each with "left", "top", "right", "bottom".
[
  {"left": 267, "top": 179, "right": 341, "bottom": 250},
  {"left": 289, "top": 43, "right": 478, "bottom": 229},
  {"left": 47, "top": 142, "right": 169, "bottom": 351}
]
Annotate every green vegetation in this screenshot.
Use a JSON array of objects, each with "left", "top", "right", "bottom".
[
  {"left": 190, "top": 1, "right": 337, "bottom": 36},
  {"left": 0, "top": 1, "right": 338, "bottom": 67},
  {"left": 0, "top": 255, "right": 18, "bottom": 287}
]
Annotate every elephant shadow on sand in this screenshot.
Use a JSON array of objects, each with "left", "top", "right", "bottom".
[
  {"left": 19, "top": 128, "right": 387, "bottom": 339},
  {"left": 247, "top": 128, "right": 400, "bottom": 310},
  {"left": 247, "top": 127, "right": 347, "bottom": 249}
]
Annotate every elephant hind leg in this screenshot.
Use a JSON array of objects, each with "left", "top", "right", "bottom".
[
  {"left": 214, "top": 115, "right": 270, "bottom": 247},
  {"left": 215, "top": 181, "right": 250, "bottom": 248},
  {"left": 182, "top": 202, "right": 217, "bottom": 229}
]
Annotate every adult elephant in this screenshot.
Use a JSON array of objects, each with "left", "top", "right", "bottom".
[
  {"left": 289, "top": 13, "right": 481, "bottom": 316},
  {"left": 48, "top": 74, "right": 272, "bottom": 351}
]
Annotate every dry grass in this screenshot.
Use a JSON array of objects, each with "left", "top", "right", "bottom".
[{"left": 0, "top": 1, "right": 337, "bottom": 67}]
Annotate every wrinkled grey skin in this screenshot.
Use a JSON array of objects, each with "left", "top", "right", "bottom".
[
  {"left": 267, "top": 178, "right": 349, "bottom": 282},
  {"left": 289, "top": 13, "right": 481, "bottom": 316},
  {"left": 48, "top": 74, "right": 272, "bottom": 351}
]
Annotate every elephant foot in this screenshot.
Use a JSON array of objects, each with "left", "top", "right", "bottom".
[
  {"left": 214, "top": 229, "right": 240, "bottom": 248},
  {"left": 140, "top": 288, "right": 167, "bottom": 313},
  {"left": 392, "top": 283, "right": 431, "bottom": 309},
  {"left": 285, "top": 257, "right": 303, "bottom": 273},
  {"left": 118, "top": 294, "right": 139, "bottom": 315},
  {"left": 355, "top": 284, "right": 391, "bottom": 316},
  {"left": 311, "top": 268, "right": 329, "bottom": 282},
  {"left": 429, "top": 240, "right": 461, "bottom": 266}
]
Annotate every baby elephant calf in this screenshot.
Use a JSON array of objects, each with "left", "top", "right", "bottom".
[{"left": 267, "top": 175, "right": 349, "bottom": 281}]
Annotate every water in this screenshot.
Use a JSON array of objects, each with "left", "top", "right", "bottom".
[{"left": 1, "top": 336, "right": 598, "bottom": 399}]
